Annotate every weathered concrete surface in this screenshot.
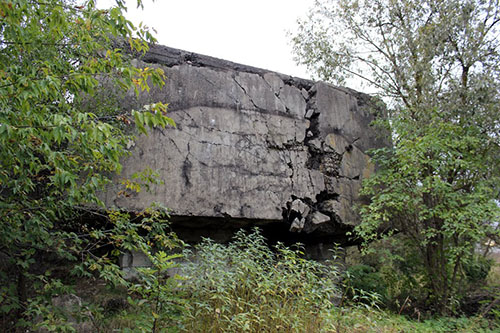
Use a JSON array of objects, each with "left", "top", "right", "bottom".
[{"left": 104, "top": 45, "right": 389, "bottom": 242}]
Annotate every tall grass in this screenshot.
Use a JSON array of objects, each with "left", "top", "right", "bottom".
[
  {"left": 82, "top": 227, "right": 498, "bottom": 332},
  {"left": 180, "top": 228, "right": 340, "bottom": 332}
]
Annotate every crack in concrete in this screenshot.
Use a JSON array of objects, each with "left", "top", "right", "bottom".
[
  {"left": 286, "top": 152, "right": 295, "bottom": 192},
  {"left": 196, "top": 70, "right": 243, "bottom": 107},
  {"left": 166, "top": 137, "right": 182, "bottom": 155},
  {"left": 261, "top": 74, "right": 291, "bottom": 114},
  {"left": 181, "top": 143, "right": 193, "bottom": 188},
  {"left": 233, "top": 75, "right": 261, "bottom": 111}
]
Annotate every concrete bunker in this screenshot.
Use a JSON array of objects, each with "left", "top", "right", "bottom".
[{"left": 101, "top": 45, "right": 390, "bottom": 261}]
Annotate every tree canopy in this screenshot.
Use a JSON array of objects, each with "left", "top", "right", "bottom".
[
  {"left": 0, "top": 0, "right": 176, "bottom": 329},
  {"left": 293, "top": 0, "right": 500, "bottom": 314}
]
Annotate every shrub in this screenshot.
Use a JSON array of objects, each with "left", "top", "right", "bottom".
[
  {"left": 464, "top": 256, "right": 493, "bottom": 285},
  {"left": 180, "top": 228, "right": 340, "bottom": 332},
  {"left": 345, "top": 264, "right": 387, "bottom": 304}
]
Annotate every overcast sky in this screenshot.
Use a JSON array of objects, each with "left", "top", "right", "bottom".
[{"left": 98, "top": 0, "right": 315, "bottom": 79}]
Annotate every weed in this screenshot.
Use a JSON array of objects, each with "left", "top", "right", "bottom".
[{"left": 180, "top": 228, "right": 340, "bottom": 332}]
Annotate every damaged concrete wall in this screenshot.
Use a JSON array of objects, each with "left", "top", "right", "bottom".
[{"left": 103, "top": 45, "right": 389, "bottom": 245}]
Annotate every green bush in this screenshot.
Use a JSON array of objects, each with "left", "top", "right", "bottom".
[
  {"left": 464, "top": 256, "right": 493, "bottom": 285},
  {"left": 345, "top": 264, "right": 387, "bottom": 304},
  {"left": 180, "top": 228, "right": 340, "bottom": 332}
]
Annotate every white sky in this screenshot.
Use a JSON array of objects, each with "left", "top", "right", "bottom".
[{"left": 98, "top": 0, "right": 315, "bottom": 79}]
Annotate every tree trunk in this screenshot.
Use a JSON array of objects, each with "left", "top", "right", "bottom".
[{"left": 423, "top": 239, "right": 449, "bottom": 315}]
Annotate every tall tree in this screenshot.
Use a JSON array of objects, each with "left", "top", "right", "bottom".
[
  {"left": 292, "top": 0, "right": 500, "bottom": 314},
  {"left": 0, "top": 0, "right": 174, "bottom": 329}
]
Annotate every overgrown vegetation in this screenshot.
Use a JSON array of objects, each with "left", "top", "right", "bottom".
[
  {"left": 80, "top": 229, "right": 500, "bottom": 332},
  {"left": 180, "top": 229, "right": 340, "bottom": 332},
  {"left": 292, "top": 0, "right": 500, "bottom": 315},
  {"left": 0, "top": 0, "right": 175, "bottom": 330},
  {"left": 1, "top": 0, "right": 499, "bottom": 331}
]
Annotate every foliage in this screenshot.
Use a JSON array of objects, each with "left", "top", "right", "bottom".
[
  {"left": 357, "top": 113, "right": 499, "bottom": 314},
  {"left": 180, "top": 228, "right": 340, "bottom": 332},
  {"left": 464, "top": 255, "right": 493, "bottom": 285},
  {"left": 325, "top": 306, "right": 498, "bottom": 332},
  {"left": 0, "top": 0, "right": 176, "bottom": 330},
  {"left": 292, "top": 0, "right": 500, "bottom": 315},
  {"left": 355, "top": 237, "right": 433, "bottom": 313},
  {"left": 345, "top": 264, "right": 388, "bottom": 304},
  {"left": 29, "top": 228, "right": 498, "bottom": 332},
  {"left": 125, "top": 243, "right": 186, "bottom": 333}
]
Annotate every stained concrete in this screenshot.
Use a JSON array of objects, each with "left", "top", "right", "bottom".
[{"left": 103, "top": 45, "right": 390, "bottom": 245}]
